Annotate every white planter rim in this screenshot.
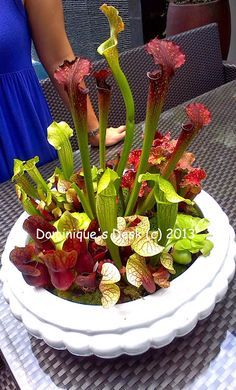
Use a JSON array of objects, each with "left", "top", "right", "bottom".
[{"left": 1, "top": 190, "right": 235, "bottom": 357}]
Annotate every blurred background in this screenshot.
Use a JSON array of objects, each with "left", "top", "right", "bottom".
[{"left": 32, "top": 0, "right": 236, "bottom": 80}]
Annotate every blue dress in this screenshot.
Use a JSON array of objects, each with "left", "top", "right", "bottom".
[{"left": 0, "top": 0, "right": 57, "bottom": 183}]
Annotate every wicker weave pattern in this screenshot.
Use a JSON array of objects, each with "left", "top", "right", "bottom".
[
  {"left": 223, "top": 62, "right": 236, "bottom": 83},
  {"left": 62, "top": 0, "right": 133, "bottom": 60},
  {"left": 0, "top": 366, "right": 18, "bottom": 390},
  {"left": 32, "top": 1, "right": 143, "bottom": 63}
]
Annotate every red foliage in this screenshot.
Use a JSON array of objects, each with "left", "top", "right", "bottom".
[
  {"left": 23, "top": 216, "right": 56, "bottom": 251},
  {"left": 9, "top": 245, "right": 51, "bottom": 287},
  {"left": 75, "top": 272, "right": 97, "bottom": 292},
  {"left": 54, "top": 57, "right": 91, "bottom": 90},
  {"left": 128, "top": 149, "right": 142, "bottom": 171},
  {"left": 185, "top": 103, "right": 211, "bottom": 127},
  {"left": 146, "top": 38, "right": 186, "bottom": 78},
  {"left": 121, "top": 170, "right": 150, "bottom": 198}
]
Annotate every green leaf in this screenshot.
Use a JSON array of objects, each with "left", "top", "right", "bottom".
[
  {"left": 201, "top": 239, "right": 214, "bottom": 256},
  {"left": 97, "top": 4, "right": 135, "bottom": 190},
  {"left": 22, "top": 156, "right": 39, "bottom": 171},
  {"left": 170, "top": 263, "right": 187, "bottom": 280},
  {"left": 160, "top": 252, "right": 176, "bottom": 274},
  {"left": 99, "top": 282, "right": 120, "bottom": 308},
  {"left": 53, "top": 289, "right": 102, "bottom": 305},
  {"left": 57, "top": 211, "right": 79, "bottom": 233},
  {"left": 47, "top": 121, "right": 74, "bottom": 180},
  {"left": 174, "top": 238, "right": 192, "bottom": 251},
  {"left": 37, "top": 184, "right": 52, "bottom": 206},
  {"left": 123, "top": 285, "right": 142, "bottom": 300},
  {"left": 16, "top": 156, "right": 49, "bottom": 195},
  {"left": 139, "top": 173, "right": 193, "bottom": 205},
  {"left": 131, "top": 233, "right": 164, "bottom": 257},
  {"left": 126, "top": 254, "right": 155, "bottom": 293},
  {"left": 15, "top": 185, "right": 40, "bottom": 216},
  {"left": 194, "top": 218, "right": 210, "bottom": 233},
  {"left": 192, "top": 233, "right": 209, "bottom": 242},
  {"left": 96, "top": 169, "right": 121, "bottom": 268},
  {"left": 79, "top": 166, "right": 100, "bottom": 182},
  {"left": 97, "top": 4, "right": 124, "bottom": 59},
  {"left": 175, "top": 214, "right": 209, "bottom": 233},
  {"left": 97, "top": 168, "right": 119, "bottom": 195},
  {"left": 71, "top": 183, "right": 94, "bottom": 221},
  {"left": 71, "top": 212, "right": 91, "bottom": 231},
  {"left": 47, "top": 121, "right": 73, "bottom": 149}
]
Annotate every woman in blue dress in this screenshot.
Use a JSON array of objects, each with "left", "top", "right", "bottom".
[{"left": 0, "top": 0, "right": 126, "bottom": 183}]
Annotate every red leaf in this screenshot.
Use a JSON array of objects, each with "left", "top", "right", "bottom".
[
  {"left": 93, "top": 69, "right": 111, "bottom": 81},
  {"left": 175, "top": 152, "right": 195, "bottom": 172},
  {"left": 63, "top": 236, "right": 87, "bottom": 255},
  {"left": 121, "top": 170, "right": 135, "bottom": 190},
  {"left": 153, "top": 266, "right": 170, "bottom": 288},
  {"left": 142, "top": 274, "right": 156, "bottom": 293},
  {"left": 128, "top": 149, "right": 142, "bottom": 171},
  {"left": 121, "top": 170, "right": 150, "bottom": 198},
  {"left": 71, "top": 170, "right": 86, "bottom": 191},
  {"left": 88, "top": 241, "right": 108, "bottom": 262},
  {"left": 128, "top": 217, "right": 141, "bottom": 228},
  {"left": 41, "top": 250, "right": 77, "bottom": 272},
  {"left": 93, "top": 69, "right": 112, "bottom": 89},
  {"left": 152, "top": 131, "right": 175, "bottom": 150},
  {"left": 146, "top": 38, "right": 185, "bottom": 78},
  {"left": 75, "top": 272, "right": 97, "bottom": 292},
  {"left": 54, "top": 57, "right": 91, "bottom": 90},
  {"left": 23, "top": 263, "right": 51, "bottom": 287},
  {"left": 10, "top": 244, "right": 35, "bottom": 265},
  {"left": 49, "top": 269, "right": 75, "bottom": 291},
  {"left": 23, "top": 216, "right": 56, "bottom": 250},
  {"left": 10, "top": 245, "right": 51, "bottom": 287},
  {"left": 86, "top": 219, "right": 100, "bottom": 236},
  {"left": 185, "top": 103, "right": 211, "bottom": 127},
  {"left": 94, "top": 249, "right": 108, "bottom": 262},
  {"left": 181, "top": 168, "right": 207, "bottom": 187},
  {"left": 75, "top": 252, "right": 94, "bottom": 274}
]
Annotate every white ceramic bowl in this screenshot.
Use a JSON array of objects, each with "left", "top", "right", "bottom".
[{"left": 1, "top": 191, "right": 235, "bottom": 358}]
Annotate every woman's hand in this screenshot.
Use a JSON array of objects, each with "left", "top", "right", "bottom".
[{"left": 89, "top": 126, "right": 126, "bottom": 147}]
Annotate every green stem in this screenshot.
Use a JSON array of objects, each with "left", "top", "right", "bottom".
[
  {"left": 58, "top": 140, "right": 74, "bottom": 180},
  {"left": 70, "top": 89, "right": 96, "bottom": 218},
  {"left": 125, "top": 73, "right": 164, "bottom": 217},
  {"left": 71, "top": 183, "right": 94, "bottom": 220},
  {"left": 96, "top": 195, "right": 122, "bottom": 269},
  {"left": 136, "top": 189, "right": 155, "bottom": 215},
  {"left": 118, "top": 187, "right": 125, "bottom": 215},
  {"left": 98, "top": 88, "right": 111, "bottom": 171},
  {"left": 157, "top": 190, "right": 178, "bottom": 247},
  {"left": 106, "top": 60, "right": 135, "bottom": 183}
]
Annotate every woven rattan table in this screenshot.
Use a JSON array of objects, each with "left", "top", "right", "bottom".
[{"left": 0, "top": 81, "right": 236, "bottom": 390}]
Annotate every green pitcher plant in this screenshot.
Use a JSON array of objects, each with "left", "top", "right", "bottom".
[{"left": 11, "top": 4, "right": 213, "bottom": 308}]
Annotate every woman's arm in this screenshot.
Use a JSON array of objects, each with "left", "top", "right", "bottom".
[{"left": 24, "top": 0, "right": 125, "bottom": 146}]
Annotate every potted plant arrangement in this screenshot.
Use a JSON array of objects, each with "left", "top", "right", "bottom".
[
  {"left": 166, "top": 0, "right": 231, "bottom": 59},
  {"left": 1, "top": 4, "right": 235, "bottom": 358}
]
